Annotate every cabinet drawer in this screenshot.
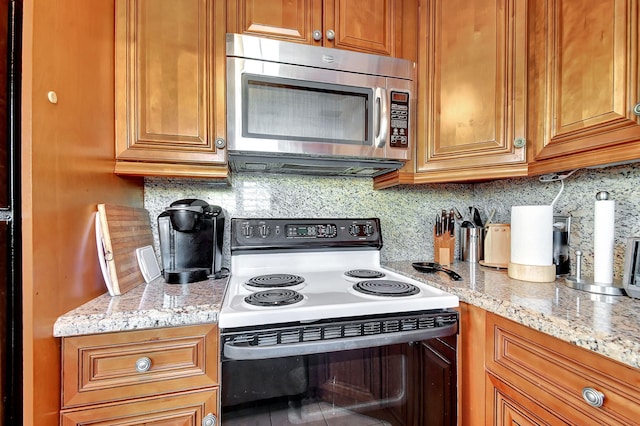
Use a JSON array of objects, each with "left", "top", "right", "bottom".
[
  {"left": 61, "top": 388, "right": 218, "bottom": 426},
  {"left": 62, "top": 324, "right": 218, "bottom": 408},
  {"left": 486, "top": 314, "right": 640, "bottom": 425}
]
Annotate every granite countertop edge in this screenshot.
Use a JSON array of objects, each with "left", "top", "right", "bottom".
[
  {"left": 383, "top": 261, "right": 640, "bottom": 370},
  {"left": 53, "top": 264, "right": 640, "bottom": 370},
  {"left": 53, "top": 276, "right": 228, "bottom": 338}
]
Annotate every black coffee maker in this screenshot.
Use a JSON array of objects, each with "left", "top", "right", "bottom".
[{"left": 158, "top": 199, "right": 225, "bottom": 283}]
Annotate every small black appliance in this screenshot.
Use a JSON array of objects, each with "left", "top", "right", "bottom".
[{"left": 158, "top": 199, "right": 225, "bottom": 283}]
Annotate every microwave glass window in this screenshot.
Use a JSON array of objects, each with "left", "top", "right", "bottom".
[{"left": 243, "top": 76, "right": 370, "bottom": 145}]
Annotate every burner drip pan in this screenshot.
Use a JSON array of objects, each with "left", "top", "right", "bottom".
[
  {"left": 245, "top": 289, "right": 304, "bottom": 307},
  {"left": 353, "top": 280, "right": 420, "bottom": 297},
  {"left": 345, "top": 269, "right": 385, "bottom": 279},
  {"left": 246, "top": 274, "right": 305, "bottom": 288}
]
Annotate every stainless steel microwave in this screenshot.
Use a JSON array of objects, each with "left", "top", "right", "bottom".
[{"left": 226, "top": 33, "right": 416, "bottom": 177}]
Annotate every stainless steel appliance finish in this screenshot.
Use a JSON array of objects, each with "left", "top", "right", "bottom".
[
  {"left": 623, "top": 237, "right": 640, "bottom": 298},
  {"left": 219, "top": 218, "right": 459, "bottom": 425},
  {"left": 226, "top": 34, "right": 416, "bottom": 177}
]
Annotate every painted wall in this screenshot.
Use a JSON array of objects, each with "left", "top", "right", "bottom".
[{"left": 144, "top": 162, "right": 639, "bottom": 280}]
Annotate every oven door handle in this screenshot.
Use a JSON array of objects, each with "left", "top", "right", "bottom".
[{"left": 223, "top": 322, "right": 457, "bottom": 360}]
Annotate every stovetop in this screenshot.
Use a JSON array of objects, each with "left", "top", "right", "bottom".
[{"left": 218, "top": 218, "right": 459, "bottom": 329}]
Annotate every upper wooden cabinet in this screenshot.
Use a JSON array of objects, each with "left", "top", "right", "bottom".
[
  {"left": 528, "top": 0, "right": 640, "bottom": 175},
  {"left": 375, "top": 0, "right": 528, "bottom": 188},
  {"left": 227, "top": 0, "right": 418, "bottom": 60},
  {"left": 416, "top": 0, "right": 528, "bottom": 182},
  {"left": 115, "top": 0, "right": 228, "bottom": 179}
]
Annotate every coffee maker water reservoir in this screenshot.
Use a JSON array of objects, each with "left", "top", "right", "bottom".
[{"left": 158, "top": 199, "right": 225, "bottom": 283}]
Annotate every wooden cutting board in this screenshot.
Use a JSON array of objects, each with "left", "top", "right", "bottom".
[{"left": 97, "top": 204, "right": 155, "bottom": 295}]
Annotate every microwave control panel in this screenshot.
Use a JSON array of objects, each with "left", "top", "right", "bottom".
[{"left": 390, "top": 91, "right": 409, "bottom": 148}]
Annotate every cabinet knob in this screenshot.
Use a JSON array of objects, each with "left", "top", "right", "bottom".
[
  {"left": 312, "top": 30, "right": 322, "bottom": 41},
  {"left": 202, "top": 413, "right": 217, "bottom": 426},
  {"left": 633, "top": 103, "right": 640, "bottom": 115},
  {"left": 513, "top": 137, "right": 526, "bottom": 148},
  {"left": 326, "top": 29, "right": 335, "bottom": 41},
  {"left": 582, "top": 387, "right": 605, "bottom": 408},
  {"left": 135, "top": 356, "right": 152, "bottom": 373},
  {"left": 214, "top": 137, "right": 226, "bottom": 149}
]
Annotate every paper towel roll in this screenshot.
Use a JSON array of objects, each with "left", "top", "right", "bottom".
[
  {"left": 510, "top": 205, "right": 553, "bottom": 266},
  {"left": 593, "top": 198, "right": 615, "bottom": 284}
]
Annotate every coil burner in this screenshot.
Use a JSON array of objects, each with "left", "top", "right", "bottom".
[
  {"left": 244, "top": 289, "right": 304, "bottom": 307},
  {"left": 345, "top": 269, "right": 386, "bottom": 279},
  {"left": 245, "top": 274, "right": 305, "bottom": 288},
  {"left": 353, "top": 280, "right": 420, "bottom": 297}
]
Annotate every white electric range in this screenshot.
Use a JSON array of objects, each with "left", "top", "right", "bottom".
[{"left": 218, "top": 218, "right": 459, "bottom": 360}]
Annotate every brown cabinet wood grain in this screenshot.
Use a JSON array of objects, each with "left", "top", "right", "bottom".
[
  {"left": 528, "top": 0, "right": 640, "bottom": 175},
  {"left": 485, "top": 313, "right": 640, "bottom": 425},
  {"left": 115, "top": 0, "right": 228, "bottom": 179},
  {"left": 415, "top": 0, "right": 528, "bottom": 182},
  {"left": 227, "top": 0, "right": 418, "bottom": 60},
  {"left": 375, "top": 0, "right": 528, "bottom": 188},
  {"left": 60, "top": 324, "right": 220, "bottom": 425},
  {"left": 486, "top": 374, "right": 568, "bottom": 426},
  {"left": 60, "top": 389, "right": 219, "bottom": 426},
  {"left": 458, "top": 302, "right": 486, "bottom": 426}
]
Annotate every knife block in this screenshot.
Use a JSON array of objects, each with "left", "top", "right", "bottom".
[{"left": 434, "top": 231, "right": 455, "bottom": 266}]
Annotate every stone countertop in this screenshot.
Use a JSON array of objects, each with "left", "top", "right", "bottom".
[
  {"left": 383, "top": 261, "right": 640, "bottom": 370},
  {"left": 53, "top": 276, "right": 228, "bottom": 337},
  {"left": 53, "top": 262, "right": 640, "bottom": 371}
]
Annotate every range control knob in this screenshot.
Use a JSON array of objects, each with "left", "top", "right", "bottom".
[
  {"left": 241, "top": 224, "right": 253, "bottom": 238},
  {"left": 258, "top": 224, "right": 271, "bottom": 238},
  {"left": 364, "top": 224, "right": 374, "bottom": 236}
]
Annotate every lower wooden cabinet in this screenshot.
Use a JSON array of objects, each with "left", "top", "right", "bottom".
[
  {"left": 487, "top": 373, "right": 568, "bottom": 426},
  {"left": 60, "top": 389, "right": 218, "bottom": 426},
  {"left": 485, "top": 313, "right": 640, "bottom": 425},
  {"left": 60, "top": 324, "right": 220, "bottom": 426}
]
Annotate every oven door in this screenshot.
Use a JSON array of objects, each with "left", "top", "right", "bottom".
[{"left": 220, "top": 311, "right": 458, "bottom": 426}]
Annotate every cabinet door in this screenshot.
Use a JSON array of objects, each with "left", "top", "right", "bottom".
[
  {"left": 115, "top": 0, "right": 227, "bottom": 177},
  {"left": 529, "top": 0, "right": 640, "bottom": 174},
  {"left": 487, "top": 374, "right": 568, "bottom": 426},
  {"left": 227, "top": 0, "right": 322, "bottom": 44},
  {"left": 60, "top": 389, "right": 218, "bottom": 426},
  {"left": 414, "top": 0, "right": 527, "bottom": 183},
  {"left": 486, "top": 313, "right": 640, "bottom": 425},
  {"left": 326, "top": 0, "right": 403, "bottom": 56},
  {"left": 227, "top": 0, "right": 417, "bottom": 59}
]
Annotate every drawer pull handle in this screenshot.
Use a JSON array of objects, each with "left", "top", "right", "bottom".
[
  {"left": 202, "top": 413, "right": 217, "bottom": 426},
  {"left": 582, "top": 387, "right": 604, "bottom": 407},
  {"left": 135, "top": 356, "right": 152, "bottom": 373}
]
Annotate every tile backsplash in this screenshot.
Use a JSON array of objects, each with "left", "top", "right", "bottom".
[{"left": 145, "top": 162, "right": 639, "bottom": 280}]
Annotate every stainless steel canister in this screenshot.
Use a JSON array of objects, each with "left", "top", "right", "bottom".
[{"left": 460, "top": 226, "right": 484, "bottom": 263}]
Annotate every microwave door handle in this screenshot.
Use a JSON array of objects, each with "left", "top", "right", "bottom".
[{"left": 374, "top": 87, "right": 389, "bottom": 148}]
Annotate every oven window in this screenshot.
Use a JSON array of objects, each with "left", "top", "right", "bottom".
[
  {"left": 221, "top": 337, "right": 457, "bottom": 425},
  {"left": 242, "top": 74, "right": 371, "bottom": 145},
  {"left": 222, "top": 347, "right": 406, "bottom": 425}
]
